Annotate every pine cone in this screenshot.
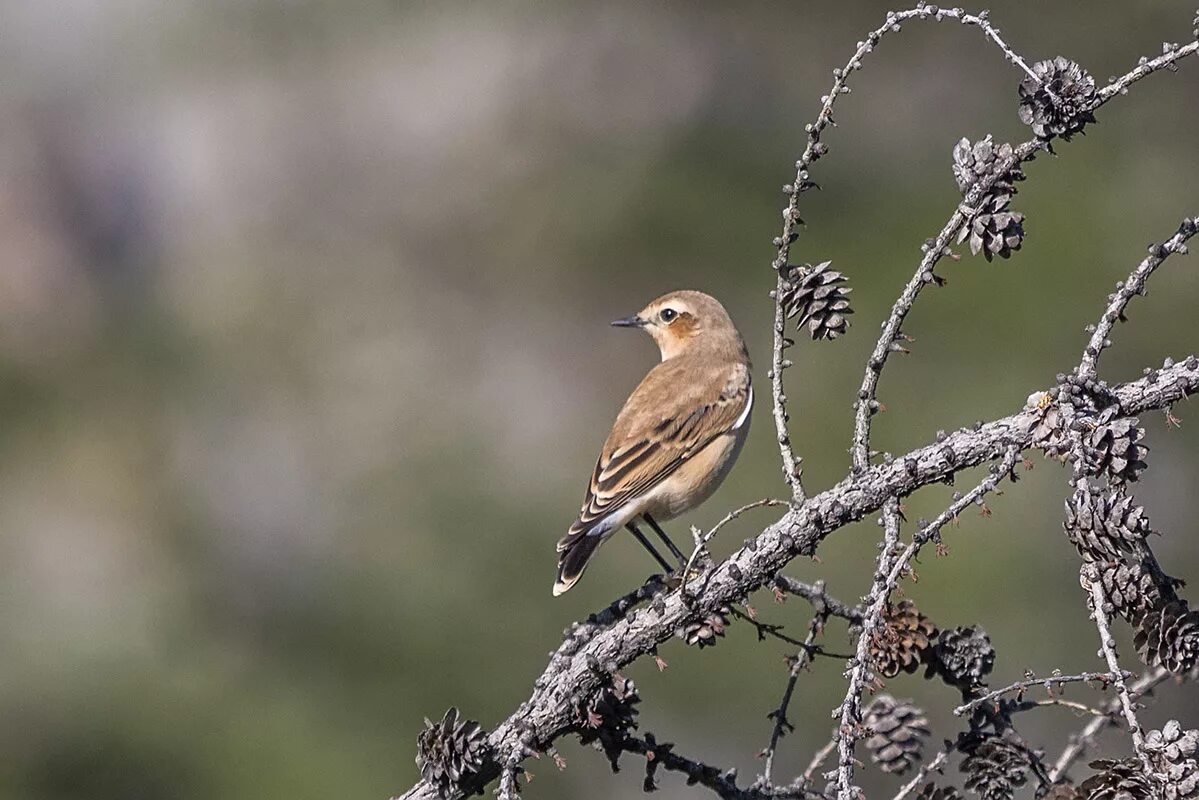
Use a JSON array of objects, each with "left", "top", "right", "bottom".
[
  {"left": 952, "top": 136, "right": 1025, "bottom": 197},
  {"left": 1146, "top": 720, "right": 1199, "bottom": 763},
  {"left": 778, "top": 262, "right": 853, "bottom": 340},
  {"left": 929, "top": 626, "right": 995, "bottom": 690},
  {"left": 1098, "top": 560, "right": 1169, "bottom": 624},
  {"left": 1079, "top": 759, "right": 1154, "bottom": 800},
  {"left": 416, "top": 707, "right": 489, "bottom": 797},
  {"left": 578, "top": 674, "right": 641, "bottom": 770},
  {"left": 1044, "top": 783, "right": 1084, "bottom": 800},
  {"left": 916, "top": 785, "right": 964, "bottom": 800},
  {"left": 1134, "top": 600, "right": 1199, "bottom": 675},
  {"left": 1063, "top": 487, "right": 1152, "bottom": 562},
  {"left": 958, "top": 193, "right": 1025, "bottom": 262},
  {"left": 862, "top": 695, "right": 930, "bottom": 775},
  {"left": 871, "top": 599, "right": 938, "bottom": 678},
  {"left": 960, "top": 735, "right": 1029, "bottom": 800},
  {"left": 1146, "top": 720, "right": 1199, "bottom": 800},
  {"left": 1017, "top": 56, "right": 1098, "bottom": 141},
  {"left": 1027, "top": 391, "right": 1065, "bottom": 451},
  {"left": 1081, "top": 409, "right": 1148, "bottom": 483},
  {"left": 683, "top": 605, "right": 730, "bottom": 648}
]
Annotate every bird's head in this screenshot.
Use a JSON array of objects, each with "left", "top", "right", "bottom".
[{"left": 611, "top": 290, "right": 744, "bottom": 361}]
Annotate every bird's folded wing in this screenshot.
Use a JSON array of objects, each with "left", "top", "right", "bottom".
[{"left": 561, "top": 362, "right": 751, "bottom": 545}]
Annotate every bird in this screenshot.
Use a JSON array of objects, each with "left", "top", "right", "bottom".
[{"left": 553, "top": 290, "right": 753, "bottom": 596}]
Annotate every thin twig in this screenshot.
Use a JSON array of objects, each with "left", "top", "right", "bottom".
[
  {"left": 801, "top": 737, "right": 838, "bottom": 784},
  {"left": 772, "top": 574, "right": 864, "bottom": 623},
  {"left": 760, "top": 611, "right": 831, "bottom": 787},
  {"left": 1076, "top": 216, "right": 1198, "bottom": 382},
  {"left": 834, "top": 498, "right": 901, "bottom": 799},
  {"left": 1031, "top": 698, "right": 1111, "bottom": 718},
  {"left": 953, "top": 670, "right": 1126, "bottom": 716},
  {"left": 1082, "top": 567, "right": 1154, "bottom": 774},
  {"left": 1048, "top": 667, "right": 1171, "bottom": 782},
  {"left": 892, "top": 743, "right": 952, "bottom": 800},
  {"left": 620, "top": 731, "right": 818, "bottom": 800},
  {"left": 683, "top": 499, "right": 789, "bottom": 595}
]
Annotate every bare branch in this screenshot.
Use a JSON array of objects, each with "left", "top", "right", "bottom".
[
  {"left": 759, "top": 610, "right": 831, "bottom": 788},
  {"left": 1077, "top": 217, "right": 1199, "bottom": 382},
  {"left": 953, "top": 670, "right": 1128, "bottom": 717},
  {"left": 891, "top": 742, "right": 952, "bottom": 800},
  {"left": 772, "top": 575, "right": 864, "bottom": 624},
  {"left": 396, "top": 359, "right": 1199, "bottom": 800},
  {"left": 1048, "top": 667, "right": 1172, "bottom": 783},
  {"left": 1082, "top": 566, "right": 1154, "bottom": 774}
]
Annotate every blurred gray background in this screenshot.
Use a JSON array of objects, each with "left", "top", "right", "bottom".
[{"left": 0, "top": 2, "right": 1196, "bottom": 798}]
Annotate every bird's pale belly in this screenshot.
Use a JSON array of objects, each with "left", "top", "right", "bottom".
[{"left": 638, "top": 425, "right": 749, "bottom": 522}]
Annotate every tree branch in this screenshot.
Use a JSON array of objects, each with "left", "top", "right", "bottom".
[{"left": 396, "top": 356, "right": 1199, "bottom": 800}]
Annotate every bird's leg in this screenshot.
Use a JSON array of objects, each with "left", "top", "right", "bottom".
[
  {"left": 626, "top": 521, "right": 673, "bottom": 574},
  {"left": 643, "top": 514, "right": 687, "bottom": 567}
]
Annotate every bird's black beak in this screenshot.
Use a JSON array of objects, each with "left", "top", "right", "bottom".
[{"left": 610, "top": 315, "right": 646, "bottom": 328}]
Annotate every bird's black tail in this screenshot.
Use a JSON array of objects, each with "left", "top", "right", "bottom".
[{"left": 553, "top": 533, "right": 601, "bottom": 596}]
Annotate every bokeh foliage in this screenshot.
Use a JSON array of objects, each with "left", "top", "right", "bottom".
[{"left": 0, "top": 2, "right": 1196, "bottom": 798}]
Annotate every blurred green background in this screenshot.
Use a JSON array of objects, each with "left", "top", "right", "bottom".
[{"left": 0, "top": 2, "right": 1196, "bottom": 798}]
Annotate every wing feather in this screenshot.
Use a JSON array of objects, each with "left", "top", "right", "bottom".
[{"left": 565, "top": 359, "right": 751, "bottom": 539}]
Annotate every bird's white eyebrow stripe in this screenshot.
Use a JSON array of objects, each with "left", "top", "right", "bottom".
[{"left": 733, "top": 384, "right": 753, "bottom": 430}]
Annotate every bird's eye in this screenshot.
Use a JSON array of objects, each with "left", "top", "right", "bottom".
[{"left": 659, "top": 308, "right": 678, "bottom": 323}]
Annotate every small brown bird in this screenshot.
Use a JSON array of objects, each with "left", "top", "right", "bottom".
[{"left": 554, "top": 290, "right": 753, "bottom": 596}]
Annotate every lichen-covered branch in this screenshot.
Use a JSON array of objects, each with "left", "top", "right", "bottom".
[{"left": 396, "top": 359, "right": 1199, "bottom": 800}]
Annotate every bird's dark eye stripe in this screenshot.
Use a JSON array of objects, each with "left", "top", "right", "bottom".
[{"left": 659, "top": 308, "right": 677, "bottom": 322}]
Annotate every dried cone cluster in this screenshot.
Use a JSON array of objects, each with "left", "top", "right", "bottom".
[
  {"left": 1081, "top": 409, "right": 1149, "bottom": 483},
  {"left": 1145, "top": 720, "right": 1199, "bottom": 800},
  {"left": 929, "top": 625, "right": 995, "bottom": 690},
  {"left": 962, "top": 196, "right": 1025, "bottom": 261},
  {"left": 871, "top": 599, "right": 938, "bottom": 678},
  {"left": 952, "top": 136, "right": 1024, "bottom": 196},
  {"left": 1135, "top": 600, "right": 1199, "bottom": 675},
  {"left": 916, "top": 785, "right": 964, "bottom": 800},
  {"left": 682, "top": 605, "right": 730, "bottom": 648},
  {"left": 861, "top": 695, "right": 930, "bottom": 775},
  {"left": 960, "top": 735, "right": 1029, "bottom": 800},
  {"left": 416, "top": 707, "right": 488, "bottom": 798},
  {"left": 1017, "top": 56, "right": 1097, "bottom": 141},
  {"left": 578, "top": 674, "right": 641, "bottom": 770},
  {"left": 951, "top": 136, "right": 1026, "bottom": 261},
  {"left": 1080, "top": 759, "right": 1155, "bottom": 800},
  {"left": 778, "top": 261, "right": 853, "bottom": 340},
  {"left": 1063, "top": 487, "right": 1152, "bottom": 562},
  {"left": 1098, "top": 561, "right": 1170, "bottom": 624}
]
